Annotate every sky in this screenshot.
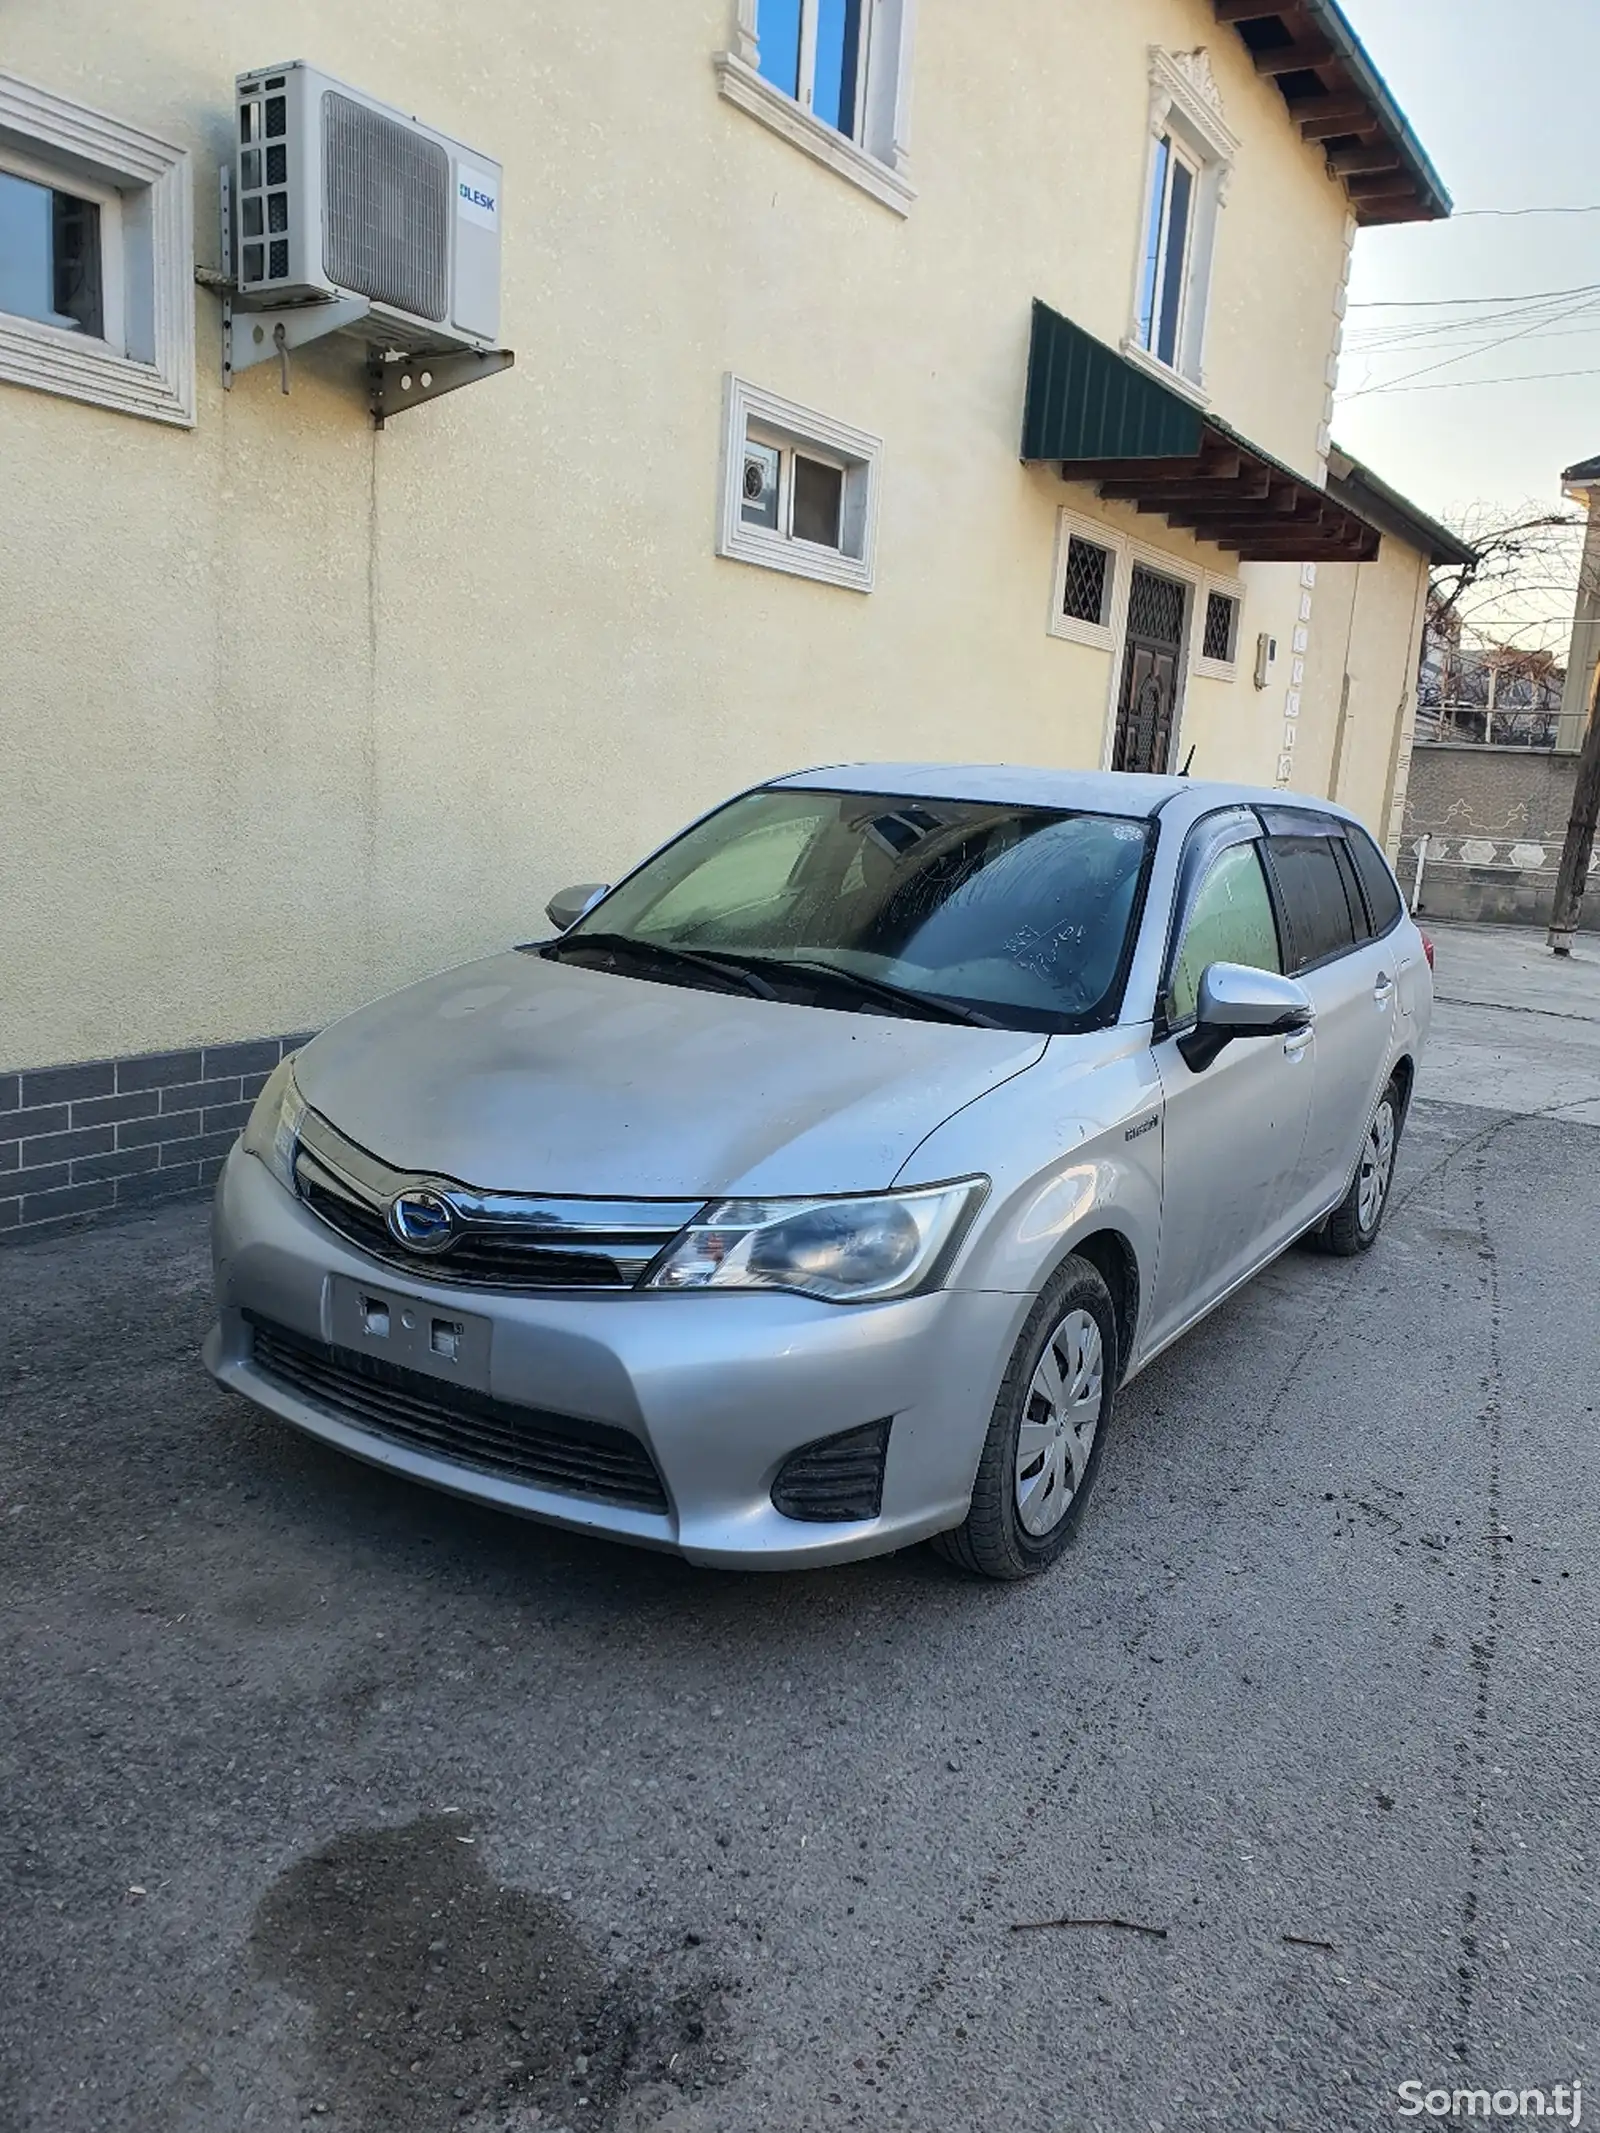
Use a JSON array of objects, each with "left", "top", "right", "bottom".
[{"left": 1331, "top": 0, "right": 1600, "bottom": 536}]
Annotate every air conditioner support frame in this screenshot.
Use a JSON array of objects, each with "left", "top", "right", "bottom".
[
  {"left": 210, "top": 164, "right": 514, "bottom": 421},
  {"left": 367, "top": 348, "right": 516, "bottom": 428}
]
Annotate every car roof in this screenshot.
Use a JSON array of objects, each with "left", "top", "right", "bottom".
[{"left": 770, "top": 761, "right": 1351, "bottom": 825}]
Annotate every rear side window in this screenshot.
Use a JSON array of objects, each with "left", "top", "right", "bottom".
[
  {"left": 1344, "top": 824, "right": 1405, "bottom": 936},
  {"left": 1167, "top": 841, "right": 1282, "bottom": 1025},
  {"left": 1267, "top": 836, "right": 1359, "bottom": 972}
]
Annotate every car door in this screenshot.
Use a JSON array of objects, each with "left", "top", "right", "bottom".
[
  {"left": 1147, "top": 820, "right": 1316, "bottom": 1351},
  {"left": 1261, "top": 822, "right": 1397, "bottom": 1224}
]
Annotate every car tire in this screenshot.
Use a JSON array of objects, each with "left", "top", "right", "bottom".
[
  {"left": 1316, "top": 1071, "right": 1404, "bottom": 1257},
  {"left": 933, "top": 1254, "right": 1119, "bottom": 1581}
]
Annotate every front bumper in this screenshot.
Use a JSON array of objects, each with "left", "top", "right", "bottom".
[{"left": 205, "top": 1146, "right": 1024, "bottom": 1569}]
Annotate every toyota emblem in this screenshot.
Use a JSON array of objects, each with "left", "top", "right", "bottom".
[{"left": 386, "top": 1187, "right": 457, "bottom": 1254}]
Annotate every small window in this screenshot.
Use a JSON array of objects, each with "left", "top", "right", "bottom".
[
  {"left": 0, "top": 72, "right": 194, "bottom": 426},
  {"left": 1062, "top": 536, "right": 1113, "bottom": 628},
  {"left": 1167, "top": 842, "right": 1281, "bottom": 1026},
  {"left": 1202, "top": 589, "right": 1240, "bottom": 667},
  {"left": 1344, "top": 825, "right": 1405, "bottom": 936},
  {"left": 719, "top": 377, "right": 880, "bottom": 593},
  {"left": 1267, "top": 836, "right": 1360, "bottom": 972},
  {"left": 0, "top": 168, "right": 103, "bottom": 337}
]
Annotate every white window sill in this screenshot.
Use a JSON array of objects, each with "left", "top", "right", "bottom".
[
  {"left": 1048, "top": 613, "right": 1117, "bottom": 654},
  {"left": 1192, "top": 657, "right": 1239, "bottom": 684},
  {"left": 713, "top": 53, "right": 915, "bottom": 218},
  {"left": 721, "top": 520, "right": 874, "bottom": 593},
  {"left": 1118, "top": 336, "right": 1209, "bottom": 408},
  {"left": 0, "top": 313, "right": 190, "bottom": 426}
]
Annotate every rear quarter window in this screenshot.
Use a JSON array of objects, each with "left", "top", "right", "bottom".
[{"left": 1344, "top": 824, "right": 1405, "bottom": 935}]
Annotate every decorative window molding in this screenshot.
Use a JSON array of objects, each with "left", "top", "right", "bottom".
[
  {"left": 0, "top": 71, "right": 194, "bottom": 426},
  {"left": 1123, "top": 47, "right": 1237, "bottom": 393},
  {"left": 1048, "top": 509, "right": 1125, "bottom": 652},
  {"left": 718, "top": 375, "right": 881, "bottom": 593},
  {"left": 714, "top": 0, "right": 917, "bottom": 218},
  {"left": 1194, "top": 571, "right": 1245, "bottom": 681}
]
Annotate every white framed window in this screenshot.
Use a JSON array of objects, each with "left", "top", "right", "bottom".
[
  {"left": 1194, "top": 574, "right": 1244, "bottom": 680},
  {"left": 718, "top": 376, "right": 881, "bottom": 592},
  {"left": 0, "top": 72, "right": 194, "bottom": 426},
  {"left": 1048, "top": 509, "right": 1125, "bottom": 652},
  {"left": 1123, "top": 49, "right": 1237, "bottom": 395},
  {"left": 715, "top": 0, "right": 917, "bottom": 217}
]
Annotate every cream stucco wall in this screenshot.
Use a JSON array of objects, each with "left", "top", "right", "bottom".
[
  {"left": 1295, "top": 534, "right": 1431, "bottom": 851},
  {"left": 1, "top": 0, "right": 1359, "bottom": 1071}
]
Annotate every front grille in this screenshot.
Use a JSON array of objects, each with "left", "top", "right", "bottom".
[
  {"left": 322, "top": 89, "right": 449, "bottom": 321},
  {"left": 298, "top": 1172, "right": 665, "bottom": 1292},
  {"left": 247, "top": 1314, "right": 669, "bottom": 1512},
  {"left": 290, "top": 1112, "right": 700, "bottom": 1295},
  {"left": 771, "top": 1420, "right": 892, "bottom": 1523}
]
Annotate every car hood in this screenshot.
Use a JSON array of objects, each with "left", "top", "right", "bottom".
[{"left": 293, "top": 950, "right": 1048, "bottom": 1198}]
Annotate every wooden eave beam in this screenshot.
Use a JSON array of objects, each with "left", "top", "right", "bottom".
[
  {"left": 1326, "top": 143, "right": 1403, "bottom": 175},
  {"left": 1212, "top": 0, "right": 1284, "bottom": 22},
  {"left": 1345, "top": 171, "right": 1423, "bottom": 201},
  {"left": 1097, "top": 472, "right": 1273, "bottom": 506},
  {"left": 1253, "top": 39, "right": 1334, "bottom": 76},
  {"left": 1290, "top": 94, "right": 1374, "bottom": 139},
  {"left": 1059, "top": 451, "right": 1240, "bottom": 484}
]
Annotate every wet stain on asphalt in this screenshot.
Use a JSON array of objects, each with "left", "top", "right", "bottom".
[{"left": 253, "top": 1815, "right": 733, "bottom": 2130}]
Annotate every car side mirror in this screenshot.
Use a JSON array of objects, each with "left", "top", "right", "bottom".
[
  {"left": 544, "top": 882, "right": 609, "bottom": 932},
  {"left": 1177, "top": 962, "right": 1313, "bottom": 1073}
]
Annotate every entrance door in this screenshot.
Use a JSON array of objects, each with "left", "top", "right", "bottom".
[{"left": 1113, "top": 566, "right": 1187, "bottom": 774}]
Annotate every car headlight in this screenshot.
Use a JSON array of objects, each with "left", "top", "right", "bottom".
[
  {"left": 239, "top": 1054, "right": 306, "bottom": 1193},
  {"left": 646, "top": 1179, "right": 987, "bottom": 1303}
]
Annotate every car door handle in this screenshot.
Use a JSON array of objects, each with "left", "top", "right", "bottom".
[
  {"left": 1283, "top": 1028, "right": 1314, "bottom": 1058},
  {"left": 1374, "top": 972, "right": 1395, "bottom": 1003}
]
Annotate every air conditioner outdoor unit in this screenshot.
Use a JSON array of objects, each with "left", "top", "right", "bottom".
[{"left": 233, "top": 61, "right": 501, "bottom": 355}]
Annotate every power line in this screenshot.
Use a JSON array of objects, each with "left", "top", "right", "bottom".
[
  {"left": 1342, "top": 291, "right": 1600, "bottom": 398},
  {"left": 1340, "top": 364, "right": 1600, "bottom": 397},
  {"left": 1348, "top": 282, "right": 1600, "bottom": 309},
  {"left": 1453, "top": 204, "right": 1600, "bottom": 219}
]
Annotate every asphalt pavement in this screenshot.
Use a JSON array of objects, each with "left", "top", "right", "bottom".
[{"left": 3, "top": 927, "right": 1598, "bottom": 2133}]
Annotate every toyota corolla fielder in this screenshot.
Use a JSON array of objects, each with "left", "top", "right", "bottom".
[{"left": 207, "top": 765, "right": 1432, "bottom": 1580}]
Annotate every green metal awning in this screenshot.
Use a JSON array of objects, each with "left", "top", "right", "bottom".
[{"left": 1021, "top": 302, "right": 1380, "bottom": 566}]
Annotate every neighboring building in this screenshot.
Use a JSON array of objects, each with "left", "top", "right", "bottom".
[
  {"left": 1556, "top": 453, "right": 1600, "bottom": 754},
  {"left": 1401, "top": 451, "right": 1599, "bottom": 928},
  {"left": 1, "top": 0, "right": 1450, "bottom": 1232}
]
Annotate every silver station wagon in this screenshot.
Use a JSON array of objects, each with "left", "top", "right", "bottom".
[{"left": 206, "top": 765, "right": 1432, "bottom": 1579}]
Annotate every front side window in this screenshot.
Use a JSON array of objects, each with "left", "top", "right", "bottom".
[
  {"left": 553, "top": 788, "right": 1154, "bottom": 1033},
  {"left": 1167, "top": 842, "right": 1281, "bottom": 1026},
  {"left": 0, "top": 166, "right": 103, "bottom": 336},
  {"left": 1267, "top": 836, "right": 1360, "bottom": 972}
]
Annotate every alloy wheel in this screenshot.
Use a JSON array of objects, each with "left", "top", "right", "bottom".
[
  {"left": 1014, "top": 1307, "right": 1104, "bottom": 1538},
  {"left": 1358, "top": 1098, "right": 1396, "bottom": 1232}
]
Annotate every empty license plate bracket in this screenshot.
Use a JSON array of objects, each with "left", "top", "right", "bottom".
[{"left": 328, "top": 1275, "right": 492, "bottom": 1390}]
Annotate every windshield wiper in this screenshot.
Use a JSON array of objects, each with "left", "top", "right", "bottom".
[
  {"left": 737, "top": 953, "right": 1004, "bottom": 1028},
  {"left": 542, "top": 930, "right": 780, "bottom": 999}
]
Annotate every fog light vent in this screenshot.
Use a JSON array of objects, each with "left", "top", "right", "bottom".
[{"left": 771, "top": 1420, "right": 891, "bottom": 1523}]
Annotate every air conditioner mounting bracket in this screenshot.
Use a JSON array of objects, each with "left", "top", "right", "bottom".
[{"left": 367, "top": 348, "right": 516, "bottom": 428}]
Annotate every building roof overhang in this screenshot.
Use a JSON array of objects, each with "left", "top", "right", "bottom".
[
  {"left": 1326, "top": 447, "right": 1477, "bottom": 567},
  {"left": 1214, "top": 0, "right": 1451, "bottom": 227},
  {"left": 1021, "top": 302, "right": 1381, "bottom": 566}
]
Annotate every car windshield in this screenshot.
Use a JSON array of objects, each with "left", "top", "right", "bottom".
[{"left": 550, "top": 787, "right": 1153, "bottom": 1031}]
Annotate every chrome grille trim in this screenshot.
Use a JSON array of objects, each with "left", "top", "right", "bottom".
[{"left": 291, "top": 1107, "right": 703, "bottom": 1292}]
